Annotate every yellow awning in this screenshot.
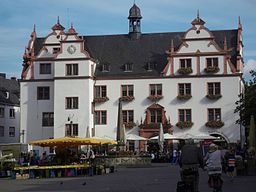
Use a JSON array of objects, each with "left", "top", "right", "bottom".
[{"left": 29, "top": 136, "right": 116, "bottom": 147}]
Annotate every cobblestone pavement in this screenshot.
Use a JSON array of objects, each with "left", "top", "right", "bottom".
[{"left": 0, "top": 163, "right": 255, "bottom": 192}]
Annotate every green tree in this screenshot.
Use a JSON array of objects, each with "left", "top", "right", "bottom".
[{"left": 235, "top": 70, "right": 256, "bottom": 137}]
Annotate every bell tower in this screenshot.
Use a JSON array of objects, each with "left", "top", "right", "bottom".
[{"left": 128, "top": 3, "right": 142, "bottom": 39}]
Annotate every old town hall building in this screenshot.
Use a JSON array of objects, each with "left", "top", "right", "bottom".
[{"left": 20, "top": 4, "right": 244, "bottom": 152}]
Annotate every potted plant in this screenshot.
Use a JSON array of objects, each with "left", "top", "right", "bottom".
[
  {"left": 120, "top": 96, "right": 134, "bottom": 102},
  {"left": 147, "top": 95, "right": 163, "bottom": 101},
  {"left": 177, "top": 94, "right": 192, "bottom": 100},
  {"left": 205, "top": 120, "right": 224, "bottom": 128},
  {"left": 177, "top": 68, "right": 193, "bottom": 75},
  {"left": 124, "top": 122, "right": 136, "bottom": 128},
  {"left": 176, "top": 121, "right": 194, "bottom": 129},
  {"left": 206, "top": 94, "right": 222, "bottom": 100},
  {"left": 204, "top": 66, "right": 220, "bottom": 73},
  {"left": 93, "top": 97, "right": 109, "bottom": 103}
]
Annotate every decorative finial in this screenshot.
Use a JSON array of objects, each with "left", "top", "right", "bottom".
[
  {"left": 57, "top": 16, "right": 60, "bottom": 24},
  {"left": 71, "top": 22, "right": 73, "bottom": 28},
  {"left": 238, "top": 16, "right": 242, "bottom": 29},
  {"left": 224, "top": 36, "right": 227, "bottom": 50},
  {"left": 170, "top": 39, "right": 174, "bottom": 53},
  {"left": 33, "top": 24, "right": 36, "bottom": 32},
  {"left": 197, "top": 9, "right": 200, "bottom": 21}
]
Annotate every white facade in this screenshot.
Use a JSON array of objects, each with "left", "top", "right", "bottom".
[{"left": 20, "top": 13, "right": 244, "bottom": 152}]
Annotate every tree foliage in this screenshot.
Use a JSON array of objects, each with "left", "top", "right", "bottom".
[{"left": 235, "top": 70, "right": 256, "bottom": 127}]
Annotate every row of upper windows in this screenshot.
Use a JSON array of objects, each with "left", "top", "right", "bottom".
[
  {"left": 37, "top": 82, "right": 221, "bottom": 101},
  {"left": 94, "top": 108, "right": 222, "bottom": 125},
  {"left": 41, "top": 108, "right": 221, "bottom": 132},
  {"left": 38, "top": 57, "right": 219, "bottom": 74},
  {"left": 0, "top": 126, "right": 16, "bottom": 137},
  {"left": 0, "top": 108, "right": 15, "bottom": 118}
]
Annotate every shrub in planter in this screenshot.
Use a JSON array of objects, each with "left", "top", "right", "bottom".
[
  {"left": 176, "top": 121, "right": 194, "bottom": 129},
  {"left": 206, "top": 94, "right": 222, "bottom": 100},
  {"left": 147, "top": 95, "right": 163, "bottom": 101},
  {"left": 177, "top": 68, "right": 193, "bottom": 75},
  {"left": 120, "top": 96, "right": 134, "bottom": 102},
  {"left": 93, "top": 97, "right": 109, "bottom": 103},
  {"left": 177, "top": 94, "right": 192, "bottom": 100},
  {"left": 205, "top": 120, "right": 224, "bottom": 128},
  {"left": 124, "top": 122, "right": 136, "bottom": 128},
  {"left": 204, "top": 66, "right": 220, "bottom": 73}
]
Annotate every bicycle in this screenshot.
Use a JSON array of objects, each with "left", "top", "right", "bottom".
[{"left": 207, "top": 167, "right": 223, "bottom": 192}]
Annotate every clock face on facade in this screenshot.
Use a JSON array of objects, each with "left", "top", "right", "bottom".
[{"left": 67, "top": 45, "right": 76, "bottom": 54}]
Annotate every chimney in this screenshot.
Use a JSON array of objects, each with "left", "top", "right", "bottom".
[
  {"left": 11, "top": 77, "right": 17, "bottom": 81},
  {"left": 0, "top": 73, "right": 6, "bottom": 79}
]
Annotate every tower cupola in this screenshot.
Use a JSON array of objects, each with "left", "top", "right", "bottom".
[{"left": 128, "top": 3, "right": 142, "bottom": 39}]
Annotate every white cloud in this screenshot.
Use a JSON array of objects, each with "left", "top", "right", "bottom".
[{"left": 244, "top": 59, "right": 256, "bottom": 80}]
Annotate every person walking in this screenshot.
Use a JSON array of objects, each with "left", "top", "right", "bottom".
[
  {"left": 178, "top": 139, "right": 204, "bottom": 192},
  {"left": 204, "top": 143, "right": 223, "bottom": 192},
  {"left": 225, "top": 148, "right": 236, "bottom": 181},
  {"left": 171, "top": 148, "right": 177, "bottom": 165}
]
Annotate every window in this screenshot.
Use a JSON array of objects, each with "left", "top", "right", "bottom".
[
  {"left": 122, "top": 110, "right": 134, "bottom": 123},
  {"left": 66, "top": 97, "right": 78, "bottom": 109},
  {"left": 124, "top": 63, "right": 133, "bottom": 72},
  {"left": 53, "top": 47, "right": 60, "bottom": 54},
  {"left": 0, "top": 126, "right": 4, "bottom": 137},
  {"left": 9, "top": 109, "right": 15, "bottom": 118},
  {"left": 9, "top": 127, "right": 15, "bottom": 137},
  {"left": 146, "top": 62, "right": 156, "bottom": 71},
  {"left": 208, "top": 82, "right": 221, "bottom": 95},
  {"left": 95, "top": 86, "right": 107, "bottom": 98},
  {"left": 150, "top": 110, "right": 162, "bottom": 123},
  {"left": 179, "top": 109, "right": 192, "bottom": 122},
  {"left": 37, "top": 87, "right": 50, "bottom": 100},
  {"left": 0, "top": 107, "right": 4, "bottom": 118},
  {"left": 40, "top": 63, "right": 51, "bottom": 74},
  {"left": 102, "top": 63, "right": 110, "bottom": 72},
  {"left": 208, "top": 108, "right": 221, "bottom": 121},
  {"left": 180, "top": 59, "right": 192, "bottom": 68},
  {"left": 66, "top": 64, "right": 78, "bottom": 76},
  {"left": 65, "top": 124, "right": 78, "bottom": 136},
  {"left": 42, "top": 112, "right": 54, "bottom": 126},
  {"left": 150, "top": 84, "right": 162, "bottom": 96},
  {"left": 121, "top": 85, "right": 134, "bottom": 97},
  {"left": 206, "top": 58, "right": 218, "bottom": 67},
  {"left": 95, "top": 111, "right": 107, "bottom": 125},
  {"left": 178, "top": 83, "right": 191, "bottom": 95}
]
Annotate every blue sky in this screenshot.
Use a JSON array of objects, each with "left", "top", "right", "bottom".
[{"left": 0, "top": 0, "right": 255, "bottom": 81}]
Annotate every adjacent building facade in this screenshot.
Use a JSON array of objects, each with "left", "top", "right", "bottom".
[
  {"left": 20, "top": 4, "right": 244, "bottom": 152},
  {"left": 0, "top": 73, "right": 20, "bottom": 144}
]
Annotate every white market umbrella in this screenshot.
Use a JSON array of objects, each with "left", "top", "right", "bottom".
[
  {"left": 150, "top": 133, "right": 183, "bottom": 140},
  {"left": 126, "top": 134, "right": 148, "bottom": 141},
  {"left": 158, "top": 123, "right": 164, "bottom": 153},
  {"left": 193, "top": 134, "right": 218, "bottom": 140}
]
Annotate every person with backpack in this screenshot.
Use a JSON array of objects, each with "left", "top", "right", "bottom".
[{"left": 178, "top": 139, "right": 204, "bottom": 192}]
